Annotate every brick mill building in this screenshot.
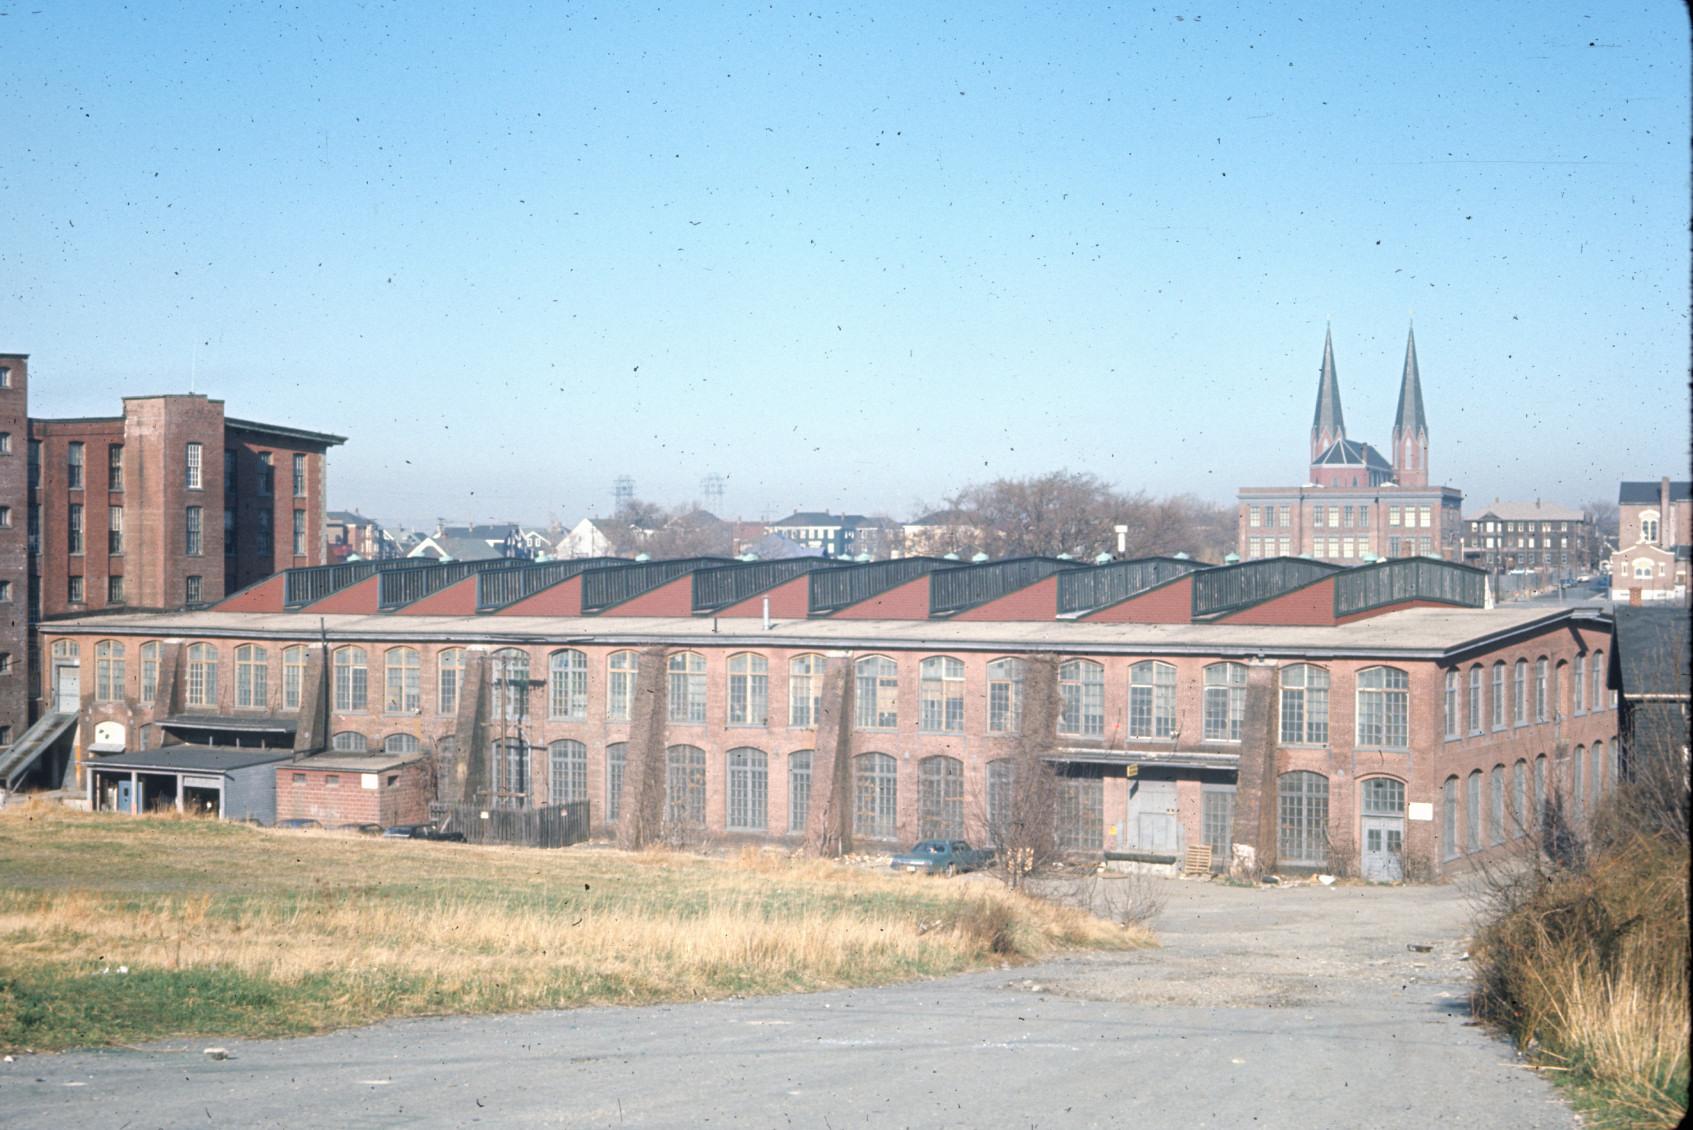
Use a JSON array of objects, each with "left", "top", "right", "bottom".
[
  {"left": 35, "top": 553, "right": 1617, "bottom": 880},
  {"left": 1237, "top": 326, "right": 1464, "bottom": 565},
  {"left": 0, "top": 350, "right": 343, "bottom": 784}
]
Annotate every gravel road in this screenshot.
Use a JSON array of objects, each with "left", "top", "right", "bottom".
[{"left": 2, "top": 874, "right": 1574, "bottom": 1129}]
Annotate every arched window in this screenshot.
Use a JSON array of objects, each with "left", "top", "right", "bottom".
[
  {"left": 853, "top": 752, "right": 898, "bottom": 840},
  {"left": 1468, "top": 665, "right": 1484, "bottom": 735},
  {"left": 665, "top": 744, "right": 707, "bottom": 826},
  {"left": 1277, "top": 771, "right": 1329, "bottom": 866},
  {"left": 727, "top": 653, "right": 769, "bottom": 726},
  {"left": 186, "top": 643, "right": 218, "bottom": 707},
  {"left": 331, "top": 731, "right": 368, "bottom": 752},
  {"left": 384, "top": 733, "right": 420, "bottom": 754},
  {"left": 1465, "top": 770, "right": 1482, "bottom": 851},
  {"left": 1202, "top": 662, "right": 1248, "bottom": 741},
  {"left": 548, "top": 649, "right": 588, "bottom": 720},
  {"left": 235, "top": 644, "right": 268, "bottom": 708},
  {"left": 1534, "top": 658, "right": 1549, "bottom": 722},
  {"left": 491, "top": 738, "right": 529, "bottom": 804},
  {"left": 1128, "top": 660, "right": 1176, "bottom": 739},
  {"left": 333, "top": 646, "right": 368, "bottom": 712},
  {"left": 437, "top": 648, "right": 463, "bottom": 715},
  {"left": 725, "top": 747, "right": 768, "bottom": 831},
  {"left": 1590, "top": 651, "right": 1605, "bottom": 712},
  {"left": 281, "top": 645, "right": 306, "bottom": 711},
  {"left": 1633, "top": 559, "right": 1654, "bottom": 580},
  {"left": 1279, "top": 664, "right": 1330, "bottom": 745},
  {"left": 1552, "top": 661, "right": 1567, "bottom": 720},
  {"left": 788, "top": 750, "right": 813, "bottom": 834},
  {"left": 139, "top": 641, "right": 161, "bottom": 705},
  {"left": 1573, "top": 655, "right": 1586, "bottom": 714},
  {"left": 94, "top": 640, "right": 125, "bottom": 703},
  {"left": 1489, "top": 766, "right": 1505, "bottom": 845},
  {"left": 1534, "top": 754, "right": 1548, "bottom": 831},
  {"left": 987, "top": 658, "right": 1024, "bottom": 733},
  {"left": 1356, "top": 667, "right": 1410, "bottom": 749},
  {"left": 1491, "top": 662, "right": 1506, "bottom": 730},
  {"left": 1570, "top": 746, "right": 1585, "bottom": 821},
  {"left": 1512, "top": 760, "right": 1528, "bottom": 837},
  {"left": 384, "top": 647, "right": 421, "bottom": 714},
  {"left": 1443, "top": 671, "right": 1460, "bottom": 739},
  {"left": 1640, "top": 509, "right": 1660, "bottom": 543},
  {"left": 548, "top": 739, "right": 588, "bottom": 804},
  {"left": 986, "top": 759, "right": 1013, "bottom": 846},
  {"left": 1591, "top": 739, "right": 1605, "bottom": 802},
  {"left": 667, "top": 652, "right": 707, "bottom": 724},
  {"left": 1441, "top": 776, "right": 1459, "bottom": 860},
  {"left": 489, "top": 648, "right": 531, "bottom": 722},
  {"left": 1057, "top": 659, "right": 1105, "bottom": 737},
  {"left": 1513, "top": 660, "right": 1528, "bottom": 725},
  {"left": 1362, "top": 777, "right": 1405, "bottom": 817},
  {"left": 918, "top": 755, "right": 964, "bottom": 839},
  {"left": 788, "top": 655, "right": 822, "bottom": 728},
  {"left": 607, "top": 650, "right": 638, "bottom": 722},
  {"left": 605, "top": 743, "right": 627, "bottom": 822},
  {"left": 854, "top": 656, "right": 898, "bottom": 729},
  {"left": 919, "top": 657, "right": 966, "bottom": 733}
]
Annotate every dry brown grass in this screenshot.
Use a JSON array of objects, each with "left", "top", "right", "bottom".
[{"left": 0, "top": 806, "right": 1145, "bottom": 1050}]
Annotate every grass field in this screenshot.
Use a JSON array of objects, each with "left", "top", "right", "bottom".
[{"left": 0, "top": 806, "right": 1148, "bottom": 1052}]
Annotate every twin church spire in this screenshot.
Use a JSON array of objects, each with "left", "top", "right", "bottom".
[{"left": 1307, "top": 324, "right": 1428, "bottom": 488}]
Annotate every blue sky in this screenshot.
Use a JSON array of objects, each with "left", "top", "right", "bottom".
[{"left": 3, "top": 2, "right": 1687, "bottom": 529}]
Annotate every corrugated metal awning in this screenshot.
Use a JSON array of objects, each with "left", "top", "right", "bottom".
[{"left": 1044, "top": 748, "right": 1241, "bottom": 772}]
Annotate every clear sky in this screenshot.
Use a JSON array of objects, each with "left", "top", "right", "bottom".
[{"left": 4, "top": 2, "right": 1687, "bottom": 529}]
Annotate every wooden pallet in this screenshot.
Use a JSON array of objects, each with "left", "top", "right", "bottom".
[{"left": 1181, "top": 843, "right": 1213, "bottom": 876}]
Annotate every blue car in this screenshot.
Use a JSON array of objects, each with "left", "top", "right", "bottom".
[{"left": 889, "top": 839, "right": 995, "bottom": 876}]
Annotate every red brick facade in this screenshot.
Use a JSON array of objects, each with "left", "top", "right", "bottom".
[{"left": 274, "top": 757, "right": 431, "bottom": 826}]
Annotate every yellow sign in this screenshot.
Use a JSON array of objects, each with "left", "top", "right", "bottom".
[{"left": 1125, "top": 763, "right": 1139, "bottom": 778}]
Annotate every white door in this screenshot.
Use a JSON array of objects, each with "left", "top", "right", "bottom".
[
  {"left": 1128, "top": 778, "right": 1180, "bottom": 854},
  {"left": 55, "top": 663, "right": 81, "bottom": 713}
]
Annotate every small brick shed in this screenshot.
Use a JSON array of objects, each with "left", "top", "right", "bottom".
[{"left": 274, "top": 753, "right": 431, "bottom": 827}]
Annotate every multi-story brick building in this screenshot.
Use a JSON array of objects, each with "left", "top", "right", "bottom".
[
  {"left": 38, "top": 553, "right": 1617, "bottom": 880},
  {"left": 1461, "top": 499, "right": 1595, "bottom": 577},
  {"left": 1237, "top": 327, "right": 1464, "bottom": 564},
  {"left": 0, "top": 350, "right": 344, "bottom": 776},
  {"left": 1609, "top": 478, "right": 1690, "bottom": 603}
]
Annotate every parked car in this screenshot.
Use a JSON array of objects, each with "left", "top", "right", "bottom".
[
  {"left": 334, "top": 822, "right": 383, "bottom": 835},
  {"left": 276, "top": 818, "right": 323, "bottom": 830},
  {"left": 889, "top": 839, "right": 995, "bottom": 877},
  {"left": 381, "top": 822, "right": 467, "bottom": 842}
]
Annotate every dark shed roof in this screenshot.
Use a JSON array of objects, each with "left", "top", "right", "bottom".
[
  {"left": 1610, "top": 606, "right": 1691, "bottom": 698},
  {"left": 87, "top": 747, "right": 294, "bottom": 773},
  {"left": 1618, "top": 481, "right": 1692, "bottom": 504}
]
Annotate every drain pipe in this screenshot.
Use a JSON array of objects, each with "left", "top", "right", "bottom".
[{"left": 763, "top": 597, "right": 771, "bottom": 631}]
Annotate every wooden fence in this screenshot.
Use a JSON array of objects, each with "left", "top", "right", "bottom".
[{"left": 428, "top": 800, "right": 591, "bottom": 848}]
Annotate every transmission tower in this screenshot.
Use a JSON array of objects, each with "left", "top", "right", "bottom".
[
  {"left": 701, "top": 473, "right": 725, "bottom": 513},
  {"left": 613, "top": 475, "right": 635, "bottom": 514}
]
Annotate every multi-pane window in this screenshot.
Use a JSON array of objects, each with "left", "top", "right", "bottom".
[
  {"left": 438, "top": 648, "right": 463, "bottom": 715},
  {"left": 607, "top": 650, "right": 637, "bottom": 721},
  {"left": 1511, "top": 760, "right": 1528, "bottom": 837},
  {"left": 986, "top": 759, "right": 1013, "bottom": 846},
  {"left": 108, "top": 444, "right": 124, "bottom": 490},
  {"left": 384, "top": 733, "right": 420, "bottom": 754},
  {"left": 1492, "top": 663, "right": 1506, "bottom": 729},
  {"left": 1362, "top": 777, "right": 1405, "bottom": 818},
  {"left": 235, "top": 644, "right": 268, "bottom": 708},
  {"left": 489, "top": 648, "right": 532, "bottom": 722},
  {"left": 292, "top": 453, "right": 307, "bottom": 497},
  {"left": 1590, "top": 651, "right": 1605, "bottom": 712},
  {"left": 605, "top": 743, "right": 627, "bottom": 822},
  {"left": 1356, "top": 666, "right": 1410, "bottom": 749},
  {"left": 224, "top": 450, "right": 236, "bottom": 493},
  {"left": 1465, "top": 770, "right": 1482, "bottom": 851},
  {"left": 728, "top": 652, "right": 769, "bottom": 726},
  {"left": 67, "top": 504, "right": 84, "bottom": 555},
  {"left": 282, "top": 645, "right": 306, "bottom": 711},
  {"left": 140, "top": 641, "right": 160, "bottom": 704},
  {"left": 292, "top": 510, "right": 306, "bottom": 556},
  {"left": 788, "top": 750, "right": 812, "bottom": 834},
  {"left": 1489, "top": 766, "right": 1505, "bottom": 844},
  {"left": 1443, "top": 671, "right": 1460, "bottom": 738},
  {"left": 94, "top": 640, "right": 125, "bottom": 702},
  {"left": 185, "top": 506, "right": 203, "bottom": 556},
  {"left": 1128, "top": 661, "right": 1176, "bottom": 738},
  {"left": 1534, "top": 755, "right": 1547, "bottom": 831},
  {"left": 1570, "top": 747, "right": 1585, "bottom": 821},
  {"left": 68, "top": 576, "right": 83, "bottom": 604},
  {"left": 665, "top": 744, "right": 707, "bottom": 826},
  {"left": 186, "top": 642, "right": 218, "bottom": 707},
  {"left": 255, "top": 508, "right": 271, "bottom": 554},
  {"left": 854, "top": 655, "right": 898, "bottom": 729},
  {"left": 1534, "top": 658, "right": 1548, "bottom": 722},
  {"left": 726, "top": 747, "right": 769, "bottom": 831},
  {"left": 1513, "top": 660, "right": 1527, "bottom": 725},
  {"left": 1573, "top": 655, "right": 1586, "bottom": 714},
  {"left": 184, "top": 442, "right": 203, "bottom": 489},
  {"left": 987, "top": 658, "right": 1024, "bottom": 734},
  {"left": 333, "top": 647, "right": 368, "bottom": 711},
  {"left": 491, "top": 739, "right": 528, "bottom": 805},
  {"left": 1202, "top": 662, "right": 1247, "bottom": 741},
  {"left": 1279, "top": 664, "right": 1330, "bottom": 744},
  {"left": 1592, "top": 741, "right": 1607, "bottom": 805},
  {"left": 1203, "top": 785, "right": 1235, "bottom": 861},
  {"left": 918, "top": 755, "right": 965, "bottom": 840},
  {"left": 1468, "top": 666, "right": 1484, "bottom": 734},
  {"left": 385, "top": 647, "right": 421, "bottom": 713},
  {"left": 107, "top": 575, "right": 124, "bottom": 604},
  {"left": 919, "top": 656, "right": 966, "bottom": 733},
  {"left": 667, "top": 652, "right": 707, "bottom": 723},
  {"left": 548, "top": 740, "right": 588, "bottom": 804},
  {"left": 67, "top": 442, "right": 84, "bottom": 489},
  {"left": 788, "top": 654, "right": 822, "bottom": 727},
  {"left": 1058, "top": 659, "right": 1105, "bottom": 737},
  {"left": 108, "top": 506, "right": 124, "bottom": 554},
  {"left": 853, "top": 752, "right": 898, "bottom": 840},
  {"left": 333, "top": 732, "right": 370, "bottom": 753},
  {"left": 258, "top": 452, "right": 274, "bottom": 494},
  {"left": 1441, "top": 776, "right": 1459, "bottom": 859},
  {"left": 1277, "top": 771, "right": 1329, "bottom": 866},
  {"left": 1057, "top": 771, "right": 1104, "bottom": 851},
  {"left": 548, "top": 649, "right": 588, "bottom": 719}
]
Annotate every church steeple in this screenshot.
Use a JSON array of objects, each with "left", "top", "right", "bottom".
[
  {"left": 1391, "top": 323, "right": 1429, "bottom": 486},
  {"left": 1310, "top": 325, "right": 1346, "bottom": 464}
]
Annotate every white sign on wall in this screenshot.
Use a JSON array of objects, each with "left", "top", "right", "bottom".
[
  {"left": 1407, "top": 802, "right": 1435, "bottom": 823},
  {"left": 360, "top": 773, "right": 379, "bottom": 790}
]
